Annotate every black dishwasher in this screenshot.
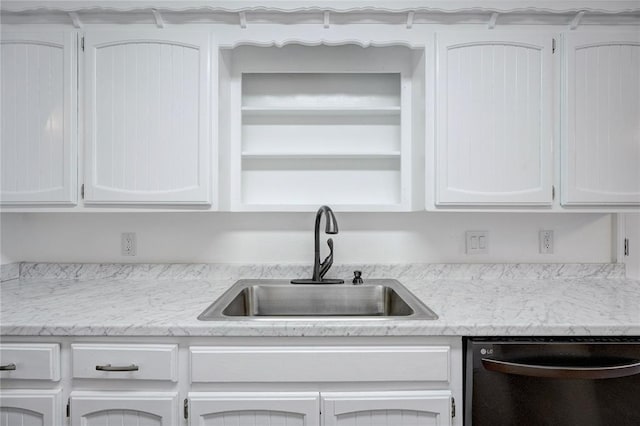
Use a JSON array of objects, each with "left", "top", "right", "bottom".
[{"left": 464, "top": 337, "right": 640, "bottom": 426}]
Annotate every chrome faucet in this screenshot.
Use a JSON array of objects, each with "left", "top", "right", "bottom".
[{"left": 291, "top": 205, "right": 344, "bottom": 284}]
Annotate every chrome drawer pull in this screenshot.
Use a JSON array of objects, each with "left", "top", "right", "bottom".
[
  {"left": 0, "top": 363, "right": 17, "bottom": 371},
  {"left": 95, "top": 364, "right": 139, "bottom": 372}
]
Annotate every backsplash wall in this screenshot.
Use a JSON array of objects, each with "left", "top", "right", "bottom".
[
  {"left": 0, "top": 212, "right": 613, "bottom": 265},
  {"left": 623, "top": 213, "right": 640, "bottom": 280}
]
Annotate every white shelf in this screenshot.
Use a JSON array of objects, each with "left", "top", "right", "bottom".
[
  {"left": 241, "top": 106, "right": 401, "bottom": 117},
  {"left": 241, "top": 151, "right": 401, "bottom": 160},
  {"left": 231, "top": 47, "right": 412, "bottom": 211},
  {"left": 234, "top": 204, "right": 407, "bottom": 212},
  {"left": 241, "top": 168, "right": 401, "bottom": 206}
]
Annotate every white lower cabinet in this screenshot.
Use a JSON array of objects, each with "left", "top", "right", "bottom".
[
  {"left": 0, "top": 338, "right": 461, "bottom": 426},
  {"left": 68, "top": 344, "right": 180, "bottom": 426},
  {"left": 187, "top": 340, "right": 461, "bottom": 426},
  {"left": 189, "top": 392, "right": 320, "bottom": 426},
  {"left": 0, "top": 344, "right": 62, "bottom": 426},
  {"left": 322, "top": 391, "right": 452, "bottom": 426},
  {"left": 0, "top": 389, "right": 63, "bottom": 426},
  {"left": 187, "top": 391, "right": 452, "bottom": 426},
  {"left": 0, "top": 343, "right": 60, "bottom": 381},
  {"left": 69, "top": 391, "right": 179, "bottom": 426}
]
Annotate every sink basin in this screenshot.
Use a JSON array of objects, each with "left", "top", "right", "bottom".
[{"left": 197, "top": 279, "right": 438, "bottom": 320}]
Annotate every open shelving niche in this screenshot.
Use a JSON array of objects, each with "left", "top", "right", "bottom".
[{"left": 228, "top": 44, "right": 424, "bottom": 212}]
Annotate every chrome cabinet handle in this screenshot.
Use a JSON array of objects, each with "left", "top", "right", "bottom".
[
  {"left": 482, "top": 357, "right": 640, "bottom": 380},
  {"left": 0, "top": 363, "right": 17, "bottom": 371},
  {"left": 95, "top": 364, "right": 139, "bottom": 372}
]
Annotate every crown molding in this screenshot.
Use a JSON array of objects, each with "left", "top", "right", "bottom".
[
  {"left": 2, "top": 1, "right": 640, "bottom": 14},
  {"left": 2, "top": 1, "right": 638, "bottom": 27}
]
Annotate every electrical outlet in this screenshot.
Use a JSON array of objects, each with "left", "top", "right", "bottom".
[
  {"left": 121, "top": 232, "right": 137, "bottom": 256},
  {"left": 466, "top": 231, "right": 489, "bottom": 255},
  {"left": 539, "top": 230, "right": 554, "bottom": 254}
]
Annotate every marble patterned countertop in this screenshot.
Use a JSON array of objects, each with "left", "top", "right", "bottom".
[{"left": 1, "top": 263, "right": 639, "bottom": 337}]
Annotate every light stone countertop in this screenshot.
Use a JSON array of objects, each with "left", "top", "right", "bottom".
[{"left": 1, "top": 263, "right": 639, "bottom": 337}]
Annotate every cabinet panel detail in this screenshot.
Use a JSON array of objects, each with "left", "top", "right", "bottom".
[
  {"left": 0, "top": 407, "right": 44, "bottom": 426},
  {"left": 190, "top": 346, "right": 450, "bottom": 383},
  {"left": 332, "top": 410, "right": 432, "bottom": 426},
  {"left": 189, "top": 392, "right": 320, "bottom": 426},
  {"left": 436, "top": 33, "right": 553, "bottom": 205},
  {"left": 202, "top": 409, "right": 303, "bottom": 426},
  {"left": 562, "top": 32, "right": 640, "bottom": 205},
  {"left": 83, "top": 409, "right": 161, "bottom": 426},
  {"left": 322, "top": 391, "right": 452, "bottom": 426},
  {"left": 84, "top": 32, "right": 211, "bottom": 204},
  {"left": 0, "top": 32, "right": 76, "bottom": 205},
  {"left": 0, "top": 389, "right": 63, "bottom": 426},
  {"left": 70, "top": 391, "right": 178, "bottom": 426}
]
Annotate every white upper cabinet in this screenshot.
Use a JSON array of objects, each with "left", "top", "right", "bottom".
[
  {"left": 0, "top": 32, "right": 76, "bottom": 205},
  {"left": 562, "top": 32, "right": 640, "bottom": 206},
  {"left": 435, "top": 32, "right": 554, "bottom": 206},
  {"left": 83, "top": 32, "right": 212, "bottom": 205},
  {"left": 229, "top": 45, "right": 418, "bottom": 212}
]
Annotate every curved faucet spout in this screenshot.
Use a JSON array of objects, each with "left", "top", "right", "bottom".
[
  {"left": 291, "top": 205, "right": 344, "bottom": 284},
  {"left": 316, "top": 205, "right": 339, "bottom": 235}
]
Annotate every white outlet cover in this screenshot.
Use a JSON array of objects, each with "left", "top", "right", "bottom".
[
  {"left": 121, "top": 232, "right": 137, "bottom": 256},
  {"left": 539, "top": 230, "right": 554, "bottom": 254}
]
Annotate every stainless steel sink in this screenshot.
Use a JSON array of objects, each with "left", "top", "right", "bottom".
[{"left": 197, "top": 279, "right": 438, "bottom": 320}]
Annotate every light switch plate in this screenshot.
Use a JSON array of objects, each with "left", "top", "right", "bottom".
[{"left": 466, "top": 231, "right": 489, "bottom": 255}]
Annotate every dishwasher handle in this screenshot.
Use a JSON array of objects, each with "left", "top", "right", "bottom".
[{"left": 481, "top": 357, "right": 640, "bottom": 380}]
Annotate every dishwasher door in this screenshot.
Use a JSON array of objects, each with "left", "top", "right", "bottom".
[{"left": 464, "top": 337, "right": 640, "bottom": 426}]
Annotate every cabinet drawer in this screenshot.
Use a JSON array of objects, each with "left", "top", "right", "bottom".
[
  {"left": 0, "top": 343, "right": 60, "bottom": 381},
  {"left": 190, "top": 346, "right": 450, "bottom": 383},
  {"left": 72, "top": 344, "right": 178, "bottom": 381}
]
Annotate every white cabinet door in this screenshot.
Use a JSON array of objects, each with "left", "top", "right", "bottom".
[
  {"left": 70, "top": 391, "right": 179, "bottom": 426},
  {"left": 0, "top": 389, "right": 63, "bottom": 426},
  {"left": 84, "top": 31, "right": 211, "bottom": 205},
  {"left": 436, "top": 32, "right": 554, "bottom": 206},
  {"left": 189, "top": 392, "right": 320, "bottom": 426},
  {"left": 562, "top": 32, "right": 640, "bottom": 206},
  {"left": 321, "top": 391, "right": 452, "bottom": 426},
  {"left": 0, "top": 32, "right": 76, "bottom": 205}
]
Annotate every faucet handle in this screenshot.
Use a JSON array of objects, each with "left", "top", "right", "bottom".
[
  {"left": 352, "top": 270, "right": 364, "bottom": 285},
  {"left": 318, "top": 238, "right": 334, "bottom": 279}
]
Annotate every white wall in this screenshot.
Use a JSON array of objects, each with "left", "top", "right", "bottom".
[{"left": 0, "top": 212, "right": 613, "bottom": 265}]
